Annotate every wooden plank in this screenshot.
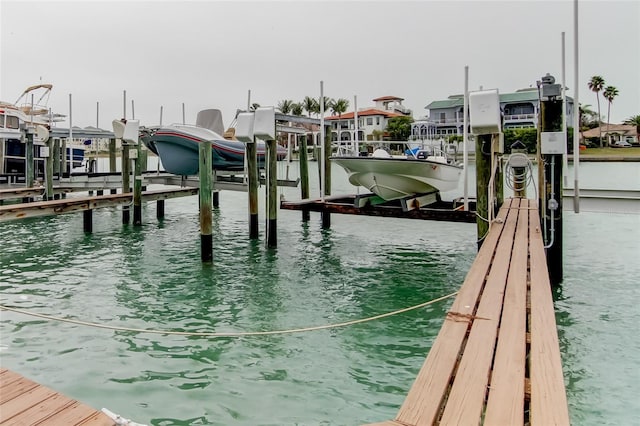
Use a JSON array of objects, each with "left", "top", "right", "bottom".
[
  {"left": 395, "top": 198, "right": 514, "bottom": 426},
  {"left": 439, "top": 198, "right": 520, "bottom": 425},
  {"left": 484, "top": 199, "right": 529, "bottom": 425},
  {"left": 3, "top": 393, "right": 75, "bottom": 426},
  {"left": 0, "top": 377, "right": 39, "bottom": 404},
  {"left": 528, "top": 202, "right": 570, "bottom": 425},
  {"left": 33, "top": 401, "right": 101, "bottom": 425},
  {"left": 0, "top": 386, "right": 57, "bottom": 423},
  {"left": 0, "top": 371, "right": 115, "bottom": 426},
  {"left": 77, "top": 412, "right": 116, "bottom": 425},
  {"left": 0, "top": 369, "right": 24, "bottom": 387}
]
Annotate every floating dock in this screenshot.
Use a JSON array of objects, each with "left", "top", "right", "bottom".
[
  {"left": 0, "top": 368, "right": 114, "bottom": 425},
  {"left": 364, "top": 197, "right": 569, "bottom": 426}
]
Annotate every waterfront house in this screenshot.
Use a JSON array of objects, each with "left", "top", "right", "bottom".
[
  {"left": 411, "top": 88, "right": 576, "bottom": 139},
  {"left": 581, "top": 124, "right": 638, "bottom": 146},
  {"left": 325, "top": 96, "right": 412, "bottom": 141}
]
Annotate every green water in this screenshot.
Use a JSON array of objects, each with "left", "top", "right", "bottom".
[{"left": 1, "top": 162, "right": 639, "bottom": 425}]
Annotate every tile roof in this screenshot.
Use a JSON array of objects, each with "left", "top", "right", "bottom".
[
  {"left": 582, "top": 124, "right": 637, "bottom": 138},
  {"left": 325, "top": 108, "right": 403, "bottom": 120},
  {"left": 425, "top": 89, "right": 574, "bottom": 110}
]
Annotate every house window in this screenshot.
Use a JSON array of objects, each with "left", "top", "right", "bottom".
[
  {"left": 376, "top": 117, "right": 380, "bottom": 125},
  {"left": 366, "top": 118, "right": 373, "bottom": 125},
  {"left": 440, "top": 112, "right": 446, "bottom": 123},
  {"left": 6, "top": 115, "right": 19, "bottom": 129}
]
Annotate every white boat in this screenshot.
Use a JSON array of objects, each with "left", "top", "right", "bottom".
[
  {"left": 331, "top": 147, "right": 462, "bottom": 201},
  {"left": 0, "top": 84, "right": 77, "bottom": 177}
]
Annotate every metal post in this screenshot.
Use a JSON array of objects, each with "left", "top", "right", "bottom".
[
  {"left": 573, "top": 0, "right": 581, "bottom": 213},
  {"left": 463, "top": 65, "right": 469, "bottom": 210}
]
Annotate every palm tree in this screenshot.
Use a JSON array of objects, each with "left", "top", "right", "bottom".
[
  {"left": 587, "top": 75, "right": 605, "bottom": 146},
  {"left": 277, "top": 99, "right": 294, "bottom": 114},
  {"left": 624, "top": 115, "right": 640, "bottom": 139},
  {"left": 578, "top": 103, "right": 598, "bottom": 142},
  {"left": 318, "top": 96, "right": 332, "bottom": 117},
  {"left": 290, "top": 102, "right": 303, "bottom": 116},
  {"left": 302, "top": 96, "right": 318, "bottom": 117},
  {"left": 330, "top": 98, "right": 349, "bottom": 117},
  {"left": 603, "top": 85, "right": 619, "bottom": 145}
]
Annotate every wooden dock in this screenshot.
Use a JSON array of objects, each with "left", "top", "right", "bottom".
[
  {"left": 0, "top": 368, "right": 114, "bottom": 425},
  {"left": 364, "top": 197, "right": 569, "bottom": 426},
  {"left": 0, "top": 188, "right": 198, "bottom": 222}
]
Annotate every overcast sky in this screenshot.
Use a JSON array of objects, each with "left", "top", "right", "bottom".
[{"left": 1, "top": 0, "right": 638, "bottom": 130}]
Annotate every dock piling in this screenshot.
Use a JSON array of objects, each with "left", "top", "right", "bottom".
[
  {"left": 321, "top": 126, "right": 331, "bottom": 229},
  {"left": 25, "top": 129, "right": 35, "bottom": 189},
  {"left": 475, "top": 134, "right": 492, "bottom": 247},
  {"left": 539, "top": 78, "right": 564, "bottom": 286},
  {"left": 199, "top": 138, "right": 213, "bottom": 262},
  {"left": 133, "top": 141, "right": 143, "bottom": 226},
  {"left": 299, "top": 134, "right": 310, "bottom": 221},
  {"left": 83, "top": 209, "right": 93, "bottom": 233},
  {"left": 247, "top": 138, "right": 259, "bottom": 238},
  {"left": 266, "top": 138, "right": 278, "bottom": 248},
  {"left": 121, "top": 143, "right": 130, "bottom": 224},
  {"left": 45, "top": 139, "right": 54, "bottom": 200}
]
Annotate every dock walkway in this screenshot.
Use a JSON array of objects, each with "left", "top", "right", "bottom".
[
  {"left": 365, "top": 198, "right": 569, "bottom": 425},
  {"left": 0, "top": 368, "right": 114, "bottom": 425}
]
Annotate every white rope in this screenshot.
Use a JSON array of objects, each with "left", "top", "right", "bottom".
[{"left": 0, "top": 291, "right": 458, "bottom": 338}]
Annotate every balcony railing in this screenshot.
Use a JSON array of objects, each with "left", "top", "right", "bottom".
[{"left": 504, "top": 113, "right": 536, "bottom": 121}]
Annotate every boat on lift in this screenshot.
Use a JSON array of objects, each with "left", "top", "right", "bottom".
[
  {"left": 331, "top": 146, "right": 462, "bottom": 201},
  {"left": 139, "top": 109, "right": 286, "bottom": 175},
  {"left": 0, "top": 84, "right": 64, "bottom": 139}
]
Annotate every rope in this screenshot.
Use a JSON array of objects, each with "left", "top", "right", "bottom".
[{"left": 0, "top": 291, "right": 458, "bottom": 338}]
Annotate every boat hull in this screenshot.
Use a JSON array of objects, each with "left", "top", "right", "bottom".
[
  {"left": 140, "top": 124, "right": 285, "bottom": 175},
  {"left": 331, "top": 156, "right": 462, "bottom": 200}
]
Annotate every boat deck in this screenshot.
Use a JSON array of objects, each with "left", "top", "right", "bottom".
[
  {"left": 364, "top": 197, "right": 569, "bottom": 425},
  {"left": 0, "top": 368, "right": 114, "bottom": 425}
]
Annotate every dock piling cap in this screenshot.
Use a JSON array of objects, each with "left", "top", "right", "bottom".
[
  {"left": 235, "top": 112, "right": 255, "bottom": 143},
  {"left": 254, "top": 107, "right": 276, "bottom": 140},
  {"left": 112, "top": 119, "right": 126, "bottom": 139}
]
